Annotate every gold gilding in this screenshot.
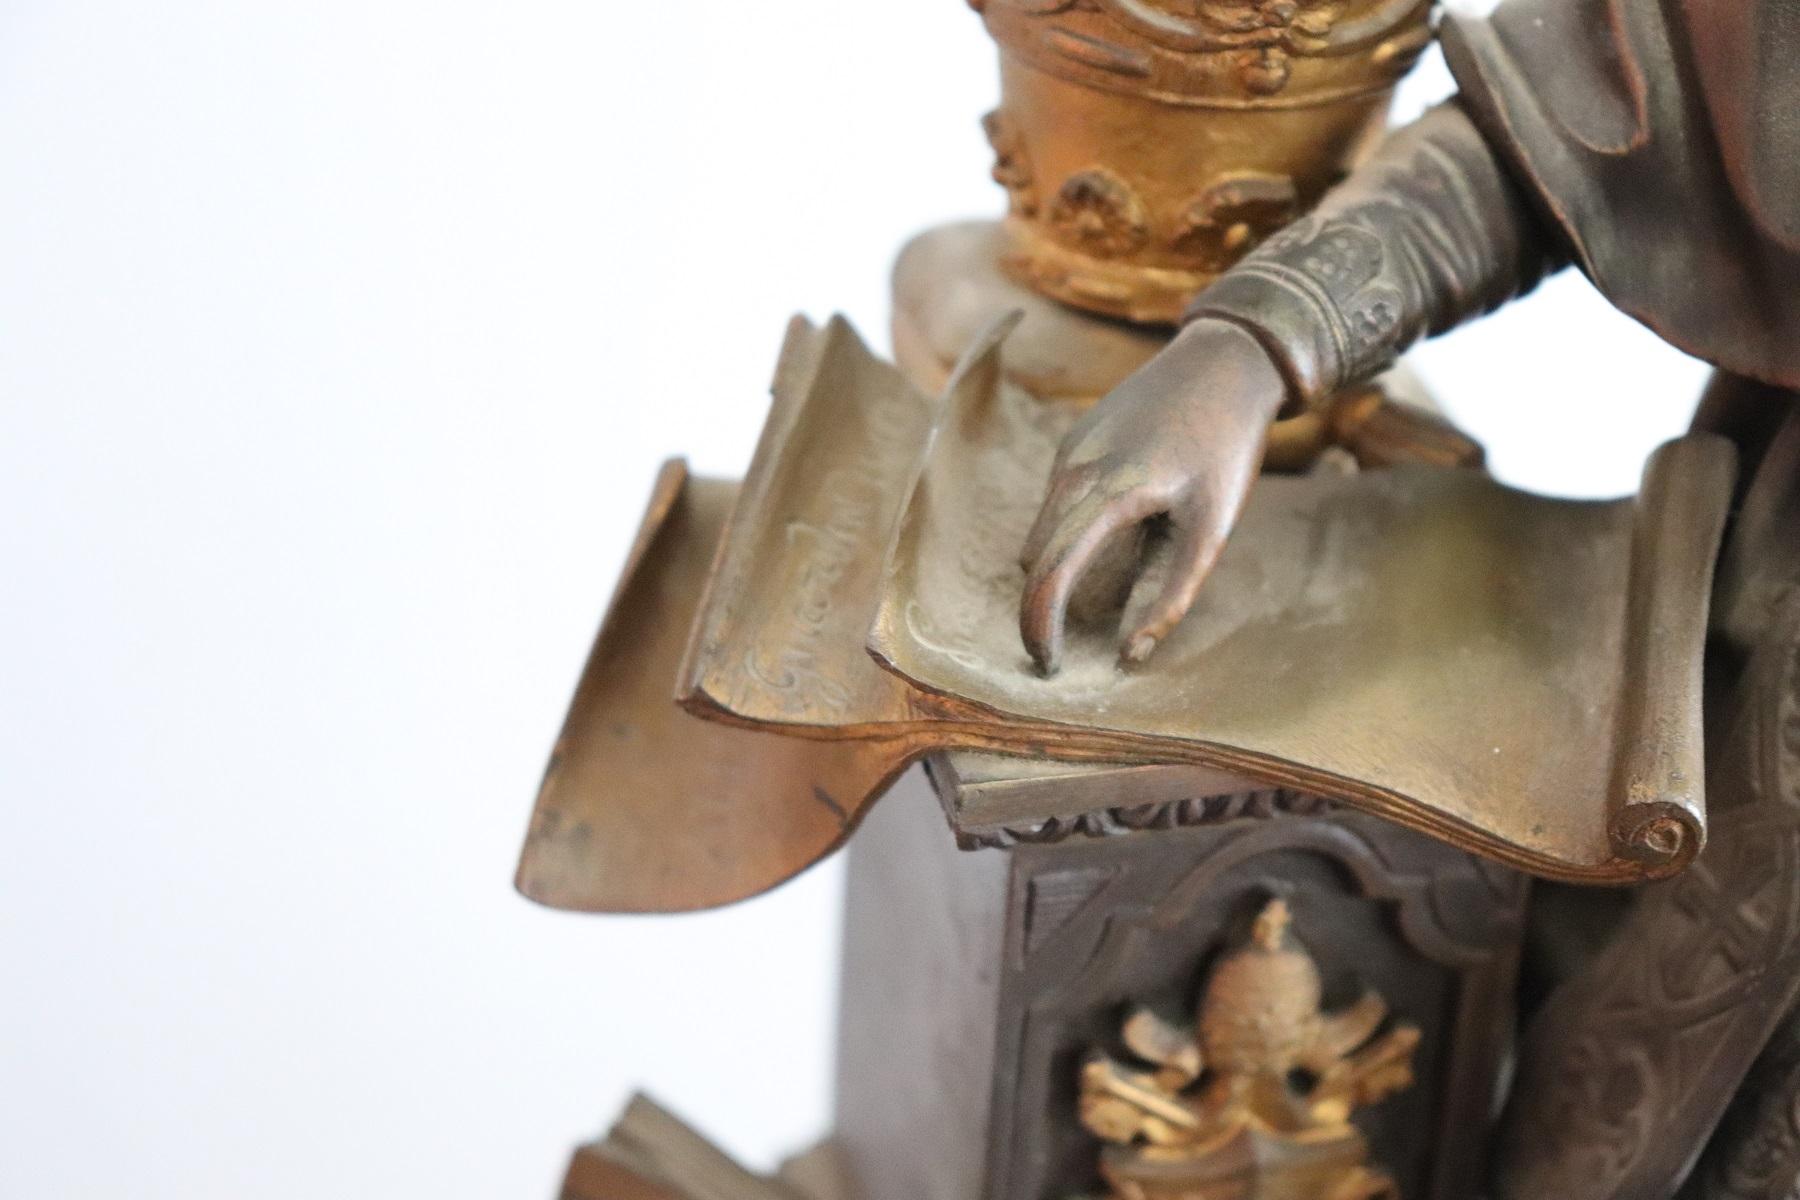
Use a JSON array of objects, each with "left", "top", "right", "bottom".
[
  {"left": 1081, "top": 898, "right": 1418, "bottom": 1200},
  {"left": 973, "top": 0, "right": 1435, "bottom": 322}
]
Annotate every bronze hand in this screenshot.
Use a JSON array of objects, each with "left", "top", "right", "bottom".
[{"left": 1019, "top": 318, "right": 1287, "bottom": 675}]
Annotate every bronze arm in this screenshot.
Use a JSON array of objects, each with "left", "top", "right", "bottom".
[
  {"left": 1187, "top": 100, "right": 1566, "bottom": 411},
  {"left": 1020, "top": 100, "right": 1570, "bottom": 673}
]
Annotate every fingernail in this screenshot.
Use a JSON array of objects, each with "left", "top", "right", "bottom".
[{"left": 1124, "top": 633, "right": 1157, "bottom": 664}]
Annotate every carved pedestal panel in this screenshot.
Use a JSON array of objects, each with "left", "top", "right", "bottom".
[{"left": 834, "top": 763, "right": 1527, "bottom": 1200}]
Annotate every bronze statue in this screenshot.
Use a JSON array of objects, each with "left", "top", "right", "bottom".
[
  {"left": 1019, "top": 0, "right": 1800, "bottom": 672},
  {"left": 525, "top": 3, "right": 1800, "bottom": 1199}
]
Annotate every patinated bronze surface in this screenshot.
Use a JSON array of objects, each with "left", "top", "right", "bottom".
[
  {"left": 1713, "top": 400, "right": 1800, "bottom": 662},
  {"left": 558, "top": 1094, "right": 844, "bottom": 1200},
  {"left": 675, "top": 317, "right": 938, "bottom": 746},
  {"left": 1494, "top": 588, "right": 1800, "bottom": 1200},
  {"left": 834, "top": 768, "right": 1524, "bottom": 1200},
  {"left": 1016, "top": 99, "right": 1563, "bottom": 668},
  {"left": 524, "top": 0, "right": 1800, "bottom": 1195},
  {"left": 1444, "top": 0, "right": 1800, "bottom": 389},
  {"left": 892, "top": 220, "right": 1167, "bottom": 409},
  {"left": 1012, "top": 0, "right": 1800, "bottom": 670},
  {"left": 515, "top": 457, "right": 902, "bottom": 913},
  {"left": 1686, "top": 1010, "right": 1800, "bottom": 1200},
  {"left": 1482, "top": 400, "right": 1800, "bottom": 1200},
  {"left": 526, "top": 310, "right": 1730, "bottom": 892},
  {"left": 655, "top": 313, "right": 1736, "bottom": 882},
  {"left": 870, "top": 322, "right": 1732, "bottom": 881}
]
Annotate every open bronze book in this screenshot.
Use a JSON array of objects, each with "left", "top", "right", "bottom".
[{"left": 519, "top": 316, "right": 1733, "bottom": 913}]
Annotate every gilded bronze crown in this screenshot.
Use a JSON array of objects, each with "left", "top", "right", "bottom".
[{"left": 973, "top": 0, "right": 1435, "bottom": 321}]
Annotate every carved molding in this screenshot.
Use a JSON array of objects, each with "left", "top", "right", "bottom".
[{"left": 956, "top": 787, "right": 1333, "bottom": 851}]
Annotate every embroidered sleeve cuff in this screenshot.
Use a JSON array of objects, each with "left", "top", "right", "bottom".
[{"left": 1183, "top": 264, "right": 1349, "bottom": 412}]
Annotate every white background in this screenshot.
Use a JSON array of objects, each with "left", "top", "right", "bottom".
[{"left": 0, "top": 3, "right": 1709, "bottom": 1197}]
